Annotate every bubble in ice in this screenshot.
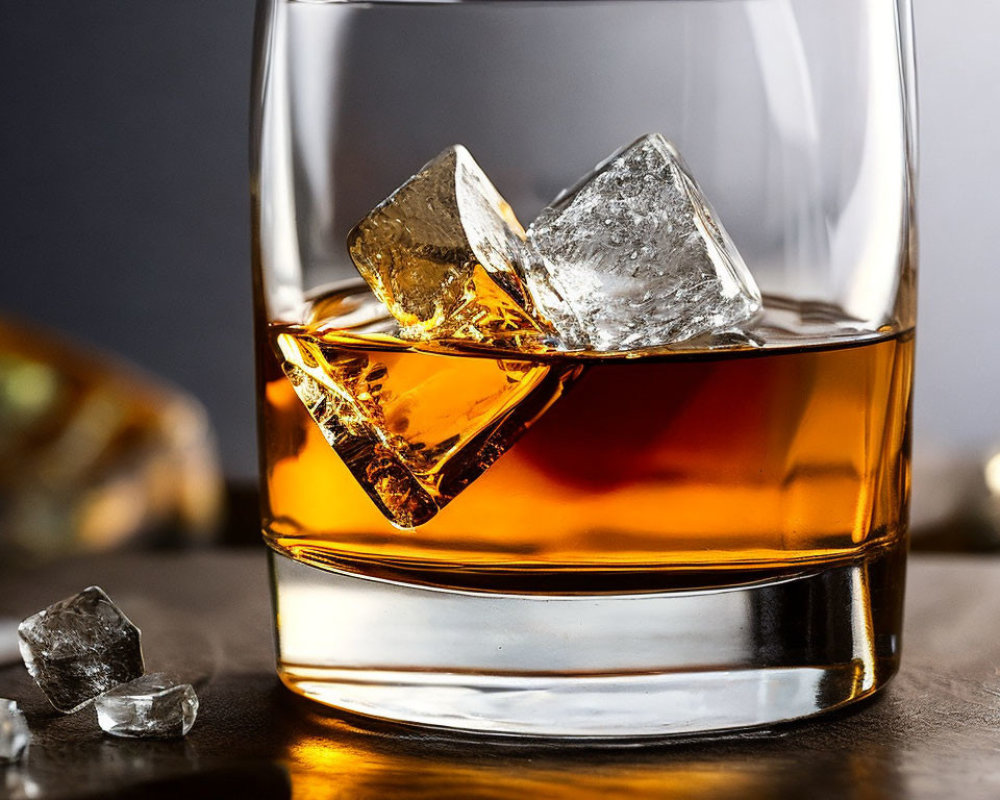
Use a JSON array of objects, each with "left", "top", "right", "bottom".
[
  {"left": 524, "top": 133, "right": 762, "bottom": 351},
  {"left": 348, "top": 145, "right": 555, "bottom": 350},
  {"left": 95, "top": 673, "right": 198, "bottom": 739},
  {"left": 18, "top": 586, "right": 144, "bottom": 713},
  {"left": 0, "top": 699, "right": 29, "bottom": 764}
]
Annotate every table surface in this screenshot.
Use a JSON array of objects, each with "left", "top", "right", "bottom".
[{"left": 1, "top": 550, "right": 999, "bottom": 800}]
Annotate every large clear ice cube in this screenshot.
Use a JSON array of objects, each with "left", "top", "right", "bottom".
[
  {"left": 95, "top": 673, "right": 198, "bottom": 739},
  {"left": 0, "top": 699, "right": 29, "bottom": 763},
  {"left": 277, "top": 325, "right": 578, "bottom": 527},
  {"left": 18, "top": 586, "right": 144, "bottom": 713},
  {"left": 525, "top": 133, "right": 762, "bottom": 351},
  {"left": 347, "top": 145, "right": 554, "bottom": 349}
]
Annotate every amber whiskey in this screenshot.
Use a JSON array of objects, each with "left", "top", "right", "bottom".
[{"left": 256, "top": 285, "right": 912, "bottom": 593}]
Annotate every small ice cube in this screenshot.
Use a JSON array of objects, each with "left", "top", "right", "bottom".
[
  {"left": 95, "top": 673, "right": 197, "bottom": 739},
  {"left": 525, "top": 133, "right": 761, "bottom": 351},
  {"left": 348, "top": 145, "right": 554, "bottom": 349},
  {"left": 18, "top": 586, "right": 144, "bottom": 714},
  {"left": 0, "top": 699, "right": 29, "bottom": 764}
]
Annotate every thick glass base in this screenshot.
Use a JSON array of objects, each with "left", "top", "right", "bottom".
[{"left": 269, "top": 543, "right": 905, "bottom": 739}]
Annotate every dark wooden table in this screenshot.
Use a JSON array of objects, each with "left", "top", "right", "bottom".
[{"left": 2, "top": 550, "right": 999, "bottom": 799}]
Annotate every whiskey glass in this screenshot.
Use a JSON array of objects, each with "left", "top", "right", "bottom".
[{"left": 252, "top": 0, "right": 916, "bottom": 737}]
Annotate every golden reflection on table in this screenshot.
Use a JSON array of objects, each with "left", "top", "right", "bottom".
[{"left": 278, "top": 703, "right": 901, "bottom": 800}]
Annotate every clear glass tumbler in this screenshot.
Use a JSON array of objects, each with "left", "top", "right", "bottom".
[{"left": 252, "top": 0, "right": 917, "bottom": 738}]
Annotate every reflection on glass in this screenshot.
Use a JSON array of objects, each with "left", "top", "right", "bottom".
[{"left": 280, "top": 704, "right": 903, "bottom": 800}]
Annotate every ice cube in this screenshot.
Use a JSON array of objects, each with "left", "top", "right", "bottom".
[
  {"left": 347, "top": 145, "right": 554, "bottom": 349},
  {"left": 18, "top": 586, "right": 144, "bottom": 713},
  {"left": 277, "top": 326, "right": 578, "bottom": 527},
  {"left": 525, "top": 133, "right": 762, "bottom": 351},
  {"left": 95, "top": 673, "right": 198, "bottom": 739},
  {"left": 0, "top": 700, "right": 29, "bottom": 764}
]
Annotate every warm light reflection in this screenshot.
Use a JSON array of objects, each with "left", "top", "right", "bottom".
[
  {"left": 984, "top": 451, "right": 1000, "bottom": 496},
  {"left": 284, "top": 728, "right": 774, "bottom": 800},
  {"left": 268, "top": 677, "right": 903, "bottom": 799}
]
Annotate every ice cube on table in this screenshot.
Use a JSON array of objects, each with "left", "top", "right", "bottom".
[
  {"left": 348, "top": 145, "right": 554, "bottom": 349},
  {"left": 18, "top": 586, "right": 143, "bottom": 713},
  {"left": 95, "top": 673, "right": 198, "bottom": 739},
  {"left": 0, "top": 699, "right": 29, "bottom": 763},
  {"left": 525, "top": 133, "right": 761, "bottom": 351}
]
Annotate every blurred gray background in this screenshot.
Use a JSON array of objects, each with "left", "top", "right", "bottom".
[{"left": 0, "top": 1, "right": 991, "bottom": 501}]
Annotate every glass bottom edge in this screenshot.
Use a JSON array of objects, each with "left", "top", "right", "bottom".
[{"left": 268, "top": 542, "right": 905, "bottom": 739}]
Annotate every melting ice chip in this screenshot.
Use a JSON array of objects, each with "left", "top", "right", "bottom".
[
  {"left": 18, "top": 586, "right": 144, "bottom": 713},
  {"left": 95, "top": 673, "right": 198, "bottom": 739},
  {"left": 0, "top": 699, "right": 29, "bottom": 763},
  {"left": 348, "top": 145, "right": 554, "bottom": 349},
  {"left": 525, "top": 133, "right": 762, "bottom": 351}
]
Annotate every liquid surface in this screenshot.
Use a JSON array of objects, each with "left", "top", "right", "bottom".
[{"left": 258, "top": 286, "right": 913, "bottom": 591}]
